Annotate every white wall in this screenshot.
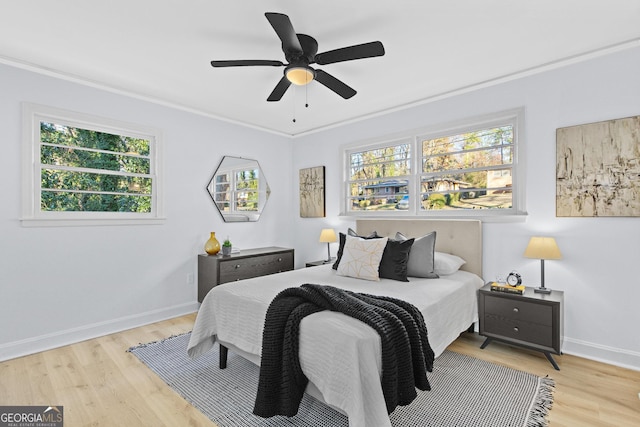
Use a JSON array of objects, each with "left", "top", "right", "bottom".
[
  {"left": 0, "top": 63, "right": 293, "bottom": 360},
  {"left": 291, "top": 46, "right": 640, "bottom": 370},
  {"left": 2, "top": 45, "right": 639, "bottom": 370}
]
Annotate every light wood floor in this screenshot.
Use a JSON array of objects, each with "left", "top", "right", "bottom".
[{"left": 1, "top": 313, "right": 639, "bottom": 426}]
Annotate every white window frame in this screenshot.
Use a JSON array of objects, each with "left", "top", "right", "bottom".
[
  {"left": 209, "top": 165, "right": 261, "bottom": 215},
  {"left": 341, "top": 108, "right": 526, "bottom": 220},
  {"left": 21, "top": 103, "right": 165, "bottom": 227},
  {"left": 343, "top": 136, "right": 413, "bottom": 213}
]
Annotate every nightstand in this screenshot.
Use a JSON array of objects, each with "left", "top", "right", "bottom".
[
  {"left": 478, "top": 283, "right": 564, "bottom": 370},
  {"left": 305, "top": 258, "right": 335, "bottom": 267}
]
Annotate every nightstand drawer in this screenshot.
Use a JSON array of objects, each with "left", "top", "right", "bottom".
[
  {"left": 484, "top": 295, "right": 552, "bottom": 326},
  {"left": 483, "top": 314, "right": 553, "bottom": 348},
  {"left": 219, "top": 252, "right": 294, "bottom": 283}
]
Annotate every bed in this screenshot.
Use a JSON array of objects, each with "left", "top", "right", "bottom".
[{"left": 187, "top": 219, "right": 484, "bottom": 427}]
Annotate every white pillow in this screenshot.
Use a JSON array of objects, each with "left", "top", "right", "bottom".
[
  {"left": 434, "top": 252, "right": 466, "bottom": 275},
  {"left": 336, "top": 235, "right": 389, "bottom": 281}
]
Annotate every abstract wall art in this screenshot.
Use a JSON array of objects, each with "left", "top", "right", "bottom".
[
  {"left": 299, "top": 166, "right": 326, "bottom": 218},
  {"left": 556, "top": 115, "right": 640, "bottom": 217}
]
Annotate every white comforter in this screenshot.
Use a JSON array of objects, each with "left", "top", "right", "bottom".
[{"left": 187, "top": 264, "right": 483, "bottom": 427}]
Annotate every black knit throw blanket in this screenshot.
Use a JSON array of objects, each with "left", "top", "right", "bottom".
[{"left": 253, "top": 283, "right": 435, "bottom": 418}]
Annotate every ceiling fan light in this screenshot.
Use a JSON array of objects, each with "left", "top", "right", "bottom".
[{"left": 286, "top": 67, "right": 314, "bottom": 85}]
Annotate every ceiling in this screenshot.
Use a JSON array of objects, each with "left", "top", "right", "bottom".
[{"left": 1, "top": 1, "right": 639, "bottom": 137}]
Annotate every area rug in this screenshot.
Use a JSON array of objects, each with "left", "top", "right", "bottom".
[{"left": 128, "top": 333, "right": 554, "bottom": 427}]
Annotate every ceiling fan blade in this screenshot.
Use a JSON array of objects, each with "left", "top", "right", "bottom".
[
  {"left": 314, "top": 70, "right": 357, "bottom": 99},
  {"left": 315, "top": 41, "right": 385, "bottom": 65},
  {"left": 265, "top": 12, "right": 303, "bottom": 54},
  {"left": 210, "top": 60, "right": 284, "bottom": 67},
  {"left": 267, "top": 76, "right": 292, "bottom": 102}
]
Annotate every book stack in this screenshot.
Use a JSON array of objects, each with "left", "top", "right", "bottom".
[{"left": 490, "top": 282, "right": 525, "bottom": 295}]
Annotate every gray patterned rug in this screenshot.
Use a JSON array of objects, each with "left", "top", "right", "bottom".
[{"left": 129, "top": 333, "right": 554, "bottom": 427}]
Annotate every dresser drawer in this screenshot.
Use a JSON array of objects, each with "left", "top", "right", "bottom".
[
  {"left": 198, "top": 247, "right": 294, "bottom": 303},
  {"left": 483, "top": 314, "right": 553, "bottom": 348},
  {"left": 219, "top": 252, "right": 294, "bottom": 283},
  {"left": 484, "top": 294, "right": 552, "bottom": 326}
]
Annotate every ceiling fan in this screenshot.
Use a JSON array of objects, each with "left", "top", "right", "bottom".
[{"left": 210, "top": 12, "right": 385, "bottom": 102}]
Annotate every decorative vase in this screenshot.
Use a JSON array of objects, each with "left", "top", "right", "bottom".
[{"left": 204, "top": 232, "right": 220, "bottom": 255}]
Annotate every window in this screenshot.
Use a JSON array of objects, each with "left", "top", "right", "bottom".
[
  {"left": 343, "top": 109, "right": 524, "bottom": 218},
  {"left": 22, "top": 103, "right": 164, "bottom": 226},
  {"left": 210, "top": 167, "right": 260, "bottom": 214},
  {"left": 346, "top": 140, "right": 411, "bottom": 211}
]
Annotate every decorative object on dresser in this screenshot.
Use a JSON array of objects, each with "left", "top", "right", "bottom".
[
  {"left": 490, "top": 281, "right": 524, "bottom": 295},
  {"left": 197, "top": 247, "right": 294, "bottom": 303},
  {"left": 221, "top": 237, "right": 232, "bottom": 256},
  {"left": 299, "top": 166, "right": 325, "bottom": 218},
  {"left": 318, "top": 228, "right": 337, "bottom": 262},
  {"left": 478, "top": 283, "right": 564, "bottom": 370},
  {"left": 523, "top": 236, "right": 562, "bottom": 294},
  {"left": 204, "top": 232, "right": 221, "bottom": 255},
  {"left": 490, "top": 271, "right": 524, "bottom": 294}
]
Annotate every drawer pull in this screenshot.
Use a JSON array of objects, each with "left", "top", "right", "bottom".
[
  {"left": 235, "top": 264, "right": 241, "bottom": 269},
  {"left": 278, "top": 257, "right": 282, "bottom": 262},
  {"left": 513, "top": 327, "right": 519, "bottom": 332},
  {"left": 513, "top": 307, "right": 519, "bottom": 313}
]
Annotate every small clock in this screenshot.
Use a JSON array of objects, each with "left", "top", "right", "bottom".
[{"left": 506, "top": 271, "right": 522, "bottom": 287}]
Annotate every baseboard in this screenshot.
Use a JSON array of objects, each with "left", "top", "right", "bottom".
[
  {"left": 563, "top": 337, "right": 640, "bottom": 372},
  {"left": 0, "top": 302, "right": 199, "bottom": 362}
]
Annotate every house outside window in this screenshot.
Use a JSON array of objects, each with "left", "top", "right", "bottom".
[
  {"left": 21, "top": 103, "right": 164, "bottom": 226},
  {"left": 343, "top": 109, "right": 524, "bottom": 218},
  {"left": 346, "top": 140, "right": 412, "bottom": 211}
]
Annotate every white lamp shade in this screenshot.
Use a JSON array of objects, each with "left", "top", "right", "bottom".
[
  {"left": 319, "top": 228, "right": 337, "bottom": 243},
  {"left": 523, "top": 237, "right": 562, "bottom": 260}
]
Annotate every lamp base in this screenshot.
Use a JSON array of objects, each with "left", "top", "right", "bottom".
[{"left": 534, "top": 286, "right": 552, "bottom": 294}]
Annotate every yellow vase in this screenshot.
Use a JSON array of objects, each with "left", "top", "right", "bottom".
[{"left": 204, "top": 232, "right": 220, "bottom": 255}]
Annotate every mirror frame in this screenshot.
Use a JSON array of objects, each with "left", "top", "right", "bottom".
[{"left": 206, "top": 156, "right": 270, "bottom": 222}]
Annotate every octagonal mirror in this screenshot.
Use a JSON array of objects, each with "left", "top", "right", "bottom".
[{"left": 207, "top": 156, "right": 271, "bottom": 222}]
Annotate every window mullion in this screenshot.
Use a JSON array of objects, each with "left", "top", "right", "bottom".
[
  {"left": 40, "top": 142, "right": 150, "bottom": 160},
  {"left": 42, "top": 188, "right": 151, "bottom": 197},
  {"left": 41, "top": 164, "right": 153, "bottom": 180}
]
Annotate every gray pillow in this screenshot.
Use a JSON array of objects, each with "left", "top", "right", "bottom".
[{"left": 395, "top": 231, "right": 439, "bottom": 278}]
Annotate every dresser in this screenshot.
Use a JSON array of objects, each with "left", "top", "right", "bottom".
[
  {"left": 478, "top": 284, "right": 564, "bottom": 370},
  {"left": 197, "top": 247, "right": 294, "bottom": 302}
]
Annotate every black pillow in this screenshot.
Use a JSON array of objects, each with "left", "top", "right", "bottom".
[
  {"left": 379, "top": 238, "right": 415, "bottom": 282},
  {"left": 332, "top": 228, "right": 380, "bottom": 270}
]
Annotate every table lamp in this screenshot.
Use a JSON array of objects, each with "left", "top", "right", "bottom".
[
  {"left": 523, "top": 236, "right": 562, "bottom": 294},
  {"left": 319, "top": 228, "right": 337, "bottom": 262}
]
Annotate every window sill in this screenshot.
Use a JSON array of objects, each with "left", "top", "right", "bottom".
[
  {"left": 20, "top": 217, "right": 167, "bottom": 227},
  {"left": 338, "top": 212, "right": 528, "bottom": 223}
]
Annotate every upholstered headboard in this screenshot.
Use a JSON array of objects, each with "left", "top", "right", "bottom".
[{"left": 356, "top": 219, "right": 483, "bottom": 278}]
